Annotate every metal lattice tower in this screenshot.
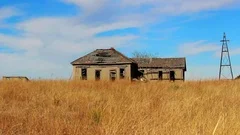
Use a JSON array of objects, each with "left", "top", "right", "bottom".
[{"left": 219, "top": 32, "right": 234, "bottom": 80}]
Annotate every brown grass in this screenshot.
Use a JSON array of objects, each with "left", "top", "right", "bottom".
[{"left": 0, "top": 80, "right": 240, "bottom": 134}]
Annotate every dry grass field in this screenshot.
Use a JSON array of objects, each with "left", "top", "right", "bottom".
[{"left": 0, "top": 80, "right": 240, "bottom": 135}]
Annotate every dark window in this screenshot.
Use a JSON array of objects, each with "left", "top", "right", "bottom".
[
  {"left": 158, "top": 71, "right": 163, "bottom": 80},
  {"left": 120, "top": 69, "right": 125, "bottom": 79},
  {"left": 110, "top": 70, "right": 116, "bottom": 81},
  {"left": 81, "top": 68, "right": 87, "bottom": 80},
  {"left": 170, "top": 71, "right": 175, "bottom": 81},
  {"left": 95, "top": 70, "right": 101, "bottom": 80}
]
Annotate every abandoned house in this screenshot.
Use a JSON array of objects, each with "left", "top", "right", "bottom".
[
  {"left": 71, "top": 48, "right": 187, "bottom": 81},
  {"left": 71, "top": 48, "right": 138, "bottom": 81},
  {"left": 132, "top": 58, "right": 187, "bottom": 81}
]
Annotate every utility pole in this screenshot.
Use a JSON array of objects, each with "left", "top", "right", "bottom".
[{"left": 219, "top": 32, "right": 234, "bottom": 80}]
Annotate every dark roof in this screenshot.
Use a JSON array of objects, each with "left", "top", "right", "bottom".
[
  {"left": 71, "top": 48, "right": 136, "bottom": 65},
  {"left": 132, "top": 58, "right": 186, "bottom": 70}
]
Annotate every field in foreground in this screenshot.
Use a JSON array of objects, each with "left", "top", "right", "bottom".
[{"left": 0, "top": 80, "right": 240, "bottom": 135}]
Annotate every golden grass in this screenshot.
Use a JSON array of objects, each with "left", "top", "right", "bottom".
[{"left": 0, "top": 80, "right": 240, "bottom": 134}]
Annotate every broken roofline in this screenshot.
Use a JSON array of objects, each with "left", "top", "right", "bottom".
[
  {"left": 71, "top": 62, "right": 134, "bottom": 65},
  {"left": 71, "top": 48, "right": 136, "bottom": 65}
]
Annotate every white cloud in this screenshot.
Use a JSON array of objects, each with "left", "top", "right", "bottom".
[
  {"left": 179, "top": 40, "right": 221, "bottom": 56},
  {"left": 12, "top": 16, "right": 138, "bottom": 55},
  {"left": 0, "top": 6, "right": 21, "bottom": 28},
  {"left": 63, "top": 0, "right": 108, "bottom": 11},
  {"left": 16, "top": 17, "right": 141, "bottom": 39},
  {"left": 45, "top": 35, "right": 137, "bottom": 54},
  {"left": 0, "top": 6, "right": 20, "bottom": 21},
  {"left": 65, "top": 0, "right": 238, "bottom": 16},
  {"left": 0, "top": 15, "right": 138, "bottom": 79},
  {"left": 150, "top": 0, "right": 237, "bottom": 14},
  {"left": 60, "top": 0, "right": 239, "bottom": 27},
  {"left": 0, "top": 34, "right": 43, "bottom": 55},
  {"left": 230, "top": 48, "right": 240, "bottom": 56}
]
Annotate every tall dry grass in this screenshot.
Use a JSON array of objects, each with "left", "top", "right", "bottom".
[{"left": 0, "top": 80, "right": 240, "bottom": 134}]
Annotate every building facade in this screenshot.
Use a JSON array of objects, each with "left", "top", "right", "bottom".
[
  {"left": 132, "top": 58, "right": 187, "bottom": 81},
  {"left": 71, "top": 48, "right": 187, "bottom": 81},
  {"left": 71, "top": 48, "right": 138, "bottom": 81}
]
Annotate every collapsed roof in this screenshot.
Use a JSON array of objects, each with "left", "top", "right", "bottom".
[{"left": 71, "top": 48, "right": 135, "bottom": 65}]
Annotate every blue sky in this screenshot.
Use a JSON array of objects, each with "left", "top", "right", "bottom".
[{"left": 0, "top": 0, "right": 240, "bottom": 80}]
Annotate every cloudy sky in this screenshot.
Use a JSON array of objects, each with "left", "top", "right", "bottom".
[{"left": 0, "top": 0, "right": 240, "bottom": 80}]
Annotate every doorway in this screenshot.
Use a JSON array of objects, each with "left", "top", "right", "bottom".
[
  {"left": 158, "top": 71, "right": 163, "bottom": 80},
  {"left": 95, "top": 70, "right": 101, "bottom": 80},
  {"left": 170, "top": 71, "right": 175, "bottom": 81}
]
